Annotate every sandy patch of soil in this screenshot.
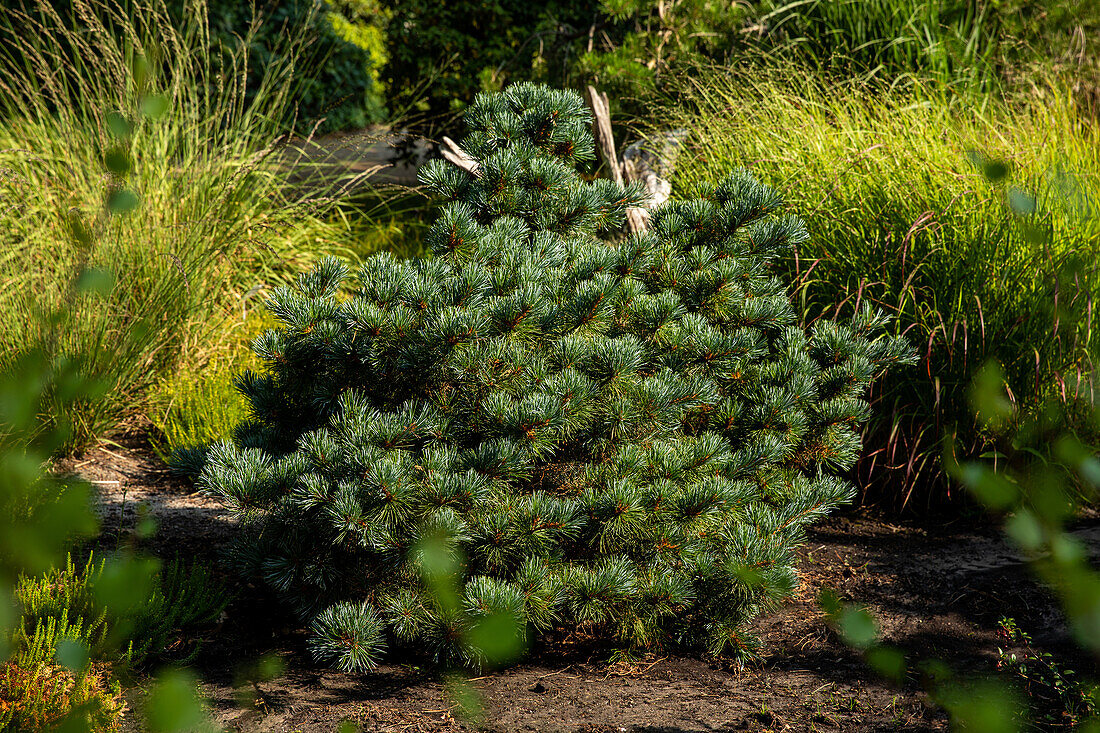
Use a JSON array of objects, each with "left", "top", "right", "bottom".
[{"left": 65, "top": 433, "right": 1100, "bottom": 733}]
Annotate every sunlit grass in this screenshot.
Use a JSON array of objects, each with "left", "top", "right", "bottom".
[
  {"left": 0, "top": 0, "right": 369, "bottom": 448},
  {"left": 660, "top": 68, "right": 1100, "bottom": 507}
]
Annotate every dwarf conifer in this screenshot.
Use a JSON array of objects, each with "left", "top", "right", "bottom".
[{"left": 192, "top": 83, "right": 914, "bottom": 672}]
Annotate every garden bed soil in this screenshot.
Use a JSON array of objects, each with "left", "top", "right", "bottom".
[{"left": 69, "top": 432, "right": 1100, "bottom": 733}]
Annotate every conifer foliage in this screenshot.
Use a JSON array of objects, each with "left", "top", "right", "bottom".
[{"left": 193, "top": 83, "right": 914, "bottom": 672}]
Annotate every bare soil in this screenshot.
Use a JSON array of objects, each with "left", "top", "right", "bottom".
[{"left": 67, "top": 432, "right": 1100, "bottom": 733}]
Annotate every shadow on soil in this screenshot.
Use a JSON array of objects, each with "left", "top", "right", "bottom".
[{"left": 72, "top": 432, "right": 1100, "bottom": 732}]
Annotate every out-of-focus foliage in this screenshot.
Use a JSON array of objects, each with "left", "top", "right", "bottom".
[
  {"left": 1, "top": 80, "right": 217, "bottom": 732},
  {"left": 382, "top": 0, "right": 1100, "bottom": 132},
  {"left": 193, "top": 0, "right": 388, "bottom": 131},
  {"left": 0, "top": 321, "right": 112, "bottom": 730}
]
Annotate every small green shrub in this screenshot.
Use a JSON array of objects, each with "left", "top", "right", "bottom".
[
  {"left": 996, "top": 617, "right": 1099, "bottom": 727},
  {"left": 662, "top": 69, "right": 1100, "bottom": 507},
  {"left": 12, "top": 553, "right": 228, "bottom": 671},
  {"left": 192, "top": 83, "right": 911, "bottom": 671}
]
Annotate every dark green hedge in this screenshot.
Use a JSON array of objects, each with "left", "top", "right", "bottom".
[{"left": 192, "top": 0, "right": 387, "bottom": 132}]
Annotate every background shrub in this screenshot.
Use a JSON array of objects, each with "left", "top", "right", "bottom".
[
  {"left": 193, "top": 84, "right": 911, "bottom": 671},
  {"left": 381, "top": 0, "right": 597, "bottom": 123},
  {"left": 12, "top": 554, "right": 227, "bottom": 671},
  {"left": 381, "top": 0, "right": 1099, "bottom": 133},
  {"left": 191, "top": 0, "right": 388, "bottom": 131}
]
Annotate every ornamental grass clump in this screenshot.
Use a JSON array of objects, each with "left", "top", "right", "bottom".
[{"left": 193, "top": 83, "right": 914, "bottom": 672}]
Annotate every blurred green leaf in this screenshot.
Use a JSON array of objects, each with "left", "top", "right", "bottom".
[
  {"left": 959, "top": 463, "right": 1021, "bottom": 511},
  {"left": 75, "top": 267, "right": 115, "bottom": 297},
  {"left": 93, "top": 553, "right": 160, "bottom": 614},
  {"left": 730, "top": 562, "right": 764, "bottom": 587},
  {"left": 2, "top": 478, "right": 98, "bottom": 576},
  {"left": 106, "top": 111, "right": 132, "bottom": 140},
  {"left": 146, "top": 668, "right": 209, "bottom": 732},
  {"left": 969, "top": 361, "right": 1013, "bottom": 431},
  {"left": 141, "top": 94, "right": 169, "bottom": 120},
  {"left": 940, "top": 680, "right": 1024, "bottom": 733},
  {"left": 251, "top": 653, "right": 286, "bottom": 682},
  {"left": 0, "top": 586, "right": 13, "bottom": 660},
  {"left": 107, "top": 189, "right": 140, "bottom": 213},
  {"left": 1028, "top": 474, "right": 1074, "bottom": 524},
  {"left": 413, "top": 532, "right": 463, "bottom": 612},
  {"left": 817, "top": 586, "right": 842, "bottom": 616},
  {"left": 1050, "top": 533, "right": 1086, "bottom": 564},
  {"left": 132, "top": 54, "right": 150, "bottom": 90},
  {"left": 865, "top": 644, "right": 906, "bottom": 683},
  {"left": 967, "top": 150, "right": 1010, "bottom": 184},
  {"left": 135, "top": 514, "right": 158, "bottom": 539},
  {"left": 984, "top": 160, "right": 1010, "bottom": 183},
  {"left": 1004, "top": 510, "right": 1043, "bottom": 552},
  {"left": 1055, "top": 436, "right": 1100, "bottom": 488},
  {"left": 836, "top": 606, "right": 878, "bottom": 650},
  {"left": 54, "top": 637, "right": 89, "bottom": 671},
  {"left": 66, "top": 211, "right": 94, "bottom": 248},
  {"left": 1062, "top": 574, "right": 1100, "bottom": 652},
  {"left": 1018, "top": 220, "right": 1048, "bottom": 244},
  {"left": 444, "top": 672, "right": 483, "bottom": 722},
  {"left": 1008, "top": 188, "right": 1036, "bottom": 216},
  {"left": 467, "top": 611, "right": 524, "bottom": 667},
  {"left": 105, "top": 146, "right": 131, "bottom": 175},
  {"left": 818, "top": 588, "right": 878, "bottom": 649}
]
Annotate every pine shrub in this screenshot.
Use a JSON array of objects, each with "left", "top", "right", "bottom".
[{"left": 193, "top": 83, "right": 914, "bottom": 671}]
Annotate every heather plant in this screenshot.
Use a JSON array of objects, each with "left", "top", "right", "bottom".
[
  {"left": 12, "top": 553, "right": 227, "bottom": 671},
  {"left": 193, "top": 83, "right": 913, "bottom": 671}
]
